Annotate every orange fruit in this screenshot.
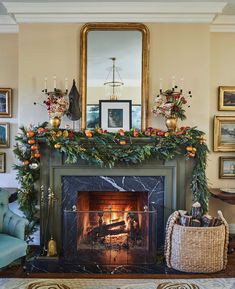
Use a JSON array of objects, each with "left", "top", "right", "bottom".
[
  {"left": 23, "top": 160, "right": 29, "bottom": 166},
  {"left": 28, "top": 139, "right": 36, "bottom": 145},
  {"left": 26, "top": 131, "right": 35, "bottom": 138},
  {"left": 31, "top": 145, "right": 38, "bottom": 151}
]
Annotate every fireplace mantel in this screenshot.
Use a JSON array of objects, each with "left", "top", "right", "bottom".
[{"left": 39, "top": 143, "right": 193, "bottom": 254}]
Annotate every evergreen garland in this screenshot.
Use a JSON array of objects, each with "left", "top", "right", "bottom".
[{"left": 14, "top": 124, "right": 209, "bottom": 236}]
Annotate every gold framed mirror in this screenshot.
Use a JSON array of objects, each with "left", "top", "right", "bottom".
[{"left": 80, "top": 23, "right": 149, "bottom": 131}]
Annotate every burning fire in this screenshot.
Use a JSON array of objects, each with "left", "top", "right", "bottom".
[{"left": 103, "top": 204, "right": 133, "bottom": 227}]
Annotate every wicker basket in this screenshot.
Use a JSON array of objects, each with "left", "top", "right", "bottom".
[{"left": 165, "top": 210, "right": 229, "bottom": 273}]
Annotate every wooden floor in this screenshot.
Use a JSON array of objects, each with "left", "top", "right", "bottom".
[{"left": 0, "top": 252, "right": 234, "bottom": 279}]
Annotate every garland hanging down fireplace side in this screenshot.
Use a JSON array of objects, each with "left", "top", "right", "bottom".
[{"left": 62, "top": 176, "right": 164, "bottom": 265}]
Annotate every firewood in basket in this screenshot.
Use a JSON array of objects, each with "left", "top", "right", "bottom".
[
  {"left": 191, "top": 202, "right": 202, "bottom": 219},
  {"left": 178, "top": 210, "right": 188, "bottom": 216},
  {"left": 213, "top": 217, "right": 223, "bottom": 226},
  {"left": 179, "top": 215, "right": 192, "bottom": 226},
  {"left": 202, "top": 214, "right": 213, "bottom": 227},
  {"left": 191, "top": 219, "right": 201, "bottom": 227}
]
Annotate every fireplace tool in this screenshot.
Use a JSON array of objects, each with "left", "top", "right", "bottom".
[
  {"left": 41, "top": 186, "right": 58, "bottom": 257},
  {"left": 40, "top": 185, "right": 47, "bottom": 256},
  {"left": 47, "top": 188, "right": 58, "bottom": 257}
]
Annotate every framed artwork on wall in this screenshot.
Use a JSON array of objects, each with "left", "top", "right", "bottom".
[
  {"left": 0, "top": 123, "right": 10, "bottom": 148},
  {"left": 218, "top": 86, "right": 235, "bottom": 111},
  {"left": 214, "top": 116, "right": 235, "bottom": 152},
  {"left": 0, "top": 88, "right": 12, "bottom": 117},
  {"left": 219, "top": 157, "right": 235, "bottom": 179},
  {"left": 99, "top": 100, "right": 132, "bottom": 132},
  {"left": 0, "top": 152, "right": 6, "bottom": 173}
]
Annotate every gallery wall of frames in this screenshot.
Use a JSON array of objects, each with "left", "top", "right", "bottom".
[
  {"left": 214, "top": 86, "right": 235, "bottom": 179},
  {"left": 0, "top": 88, "right": 12, "bottom": 173}
]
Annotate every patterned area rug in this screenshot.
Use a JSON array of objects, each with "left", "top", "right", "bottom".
[{"left": 0, "top": 278, "right": 234, "bottom": 289}]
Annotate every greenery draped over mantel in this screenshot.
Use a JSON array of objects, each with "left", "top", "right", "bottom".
[{"left": 14, "top": 123, "right": 209, "bottom": 235}]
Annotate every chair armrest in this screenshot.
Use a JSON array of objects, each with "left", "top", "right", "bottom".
[{"left": 3, "top": 210, "right": 29, "bottom": 240}]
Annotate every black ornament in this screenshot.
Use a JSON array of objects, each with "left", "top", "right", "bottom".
[{"left": 66, "top": 79, "right": 81, "bottom": 121}]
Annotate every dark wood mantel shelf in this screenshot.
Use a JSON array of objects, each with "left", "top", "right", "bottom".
[{"left": 210, "top": 188, "right": 235, "bottom": 205}]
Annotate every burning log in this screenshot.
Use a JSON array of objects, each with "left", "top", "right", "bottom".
[
  {"left": 98, "top": 228, "right": 127, "bottom": 237},
  {"left": 88, "top": 220, "right": 126, "bottom": 237}
]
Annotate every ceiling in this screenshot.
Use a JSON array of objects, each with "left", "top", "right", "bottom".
[{"left": 0, "top": 1, "right": 235, "bottom": 33}]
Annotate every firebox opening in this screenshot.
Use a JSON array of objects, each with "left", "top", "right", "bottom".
[{"left": 76, "top": 191, "right": 157, "bottom": 265}]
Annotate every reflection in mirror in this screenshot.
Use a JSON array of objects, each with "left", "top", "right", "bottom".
[{"left": 80, "top": 23, "right": 149, "bottom": 131}]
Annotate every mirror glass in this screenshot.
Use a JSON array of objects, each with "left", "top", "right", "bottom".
[{"left": 80, "top": 23, "right": 149, "bottom": 131}]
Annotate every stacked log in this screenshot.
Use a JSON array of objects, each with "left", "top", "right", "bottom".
[{"left": 177, "top": 202, "right": 223, "bottom": 227}]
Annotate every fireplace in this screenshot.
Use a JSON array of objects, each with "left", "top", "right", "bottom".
[
  {"left": 62, "top": 176, "right": 163, "bottom": 265},
  {"left": 39, "top": 145, "right": 192, "bottom": 271}
]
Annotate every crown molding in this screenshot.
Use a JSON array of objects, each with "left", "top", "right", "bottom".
[
  {"left": 2, "top": 1, "right": 227, "bottom": 24},
  {"left": 0, "top": 24, "right": 18, "bottom": 33},
  {"left": 2, "top": 2, "right": 227, "bottom": 14},
  {"left": 210, "top": 24, "right": 235, "bottom": 32},
  {"left": 0, "top": 15, "right": 16, "bottom": 25},
  {"left": 13, "top": 13, "right": 216, "bottom": 24},
  {"left": 213, "top": 14, "right": 235, "bottom": 24},
  {"left": 0, "top": 15, "right": 18, "bottom": 33},
  {"left": 211, "top": 15, "right": 235, "bottom": 32}
]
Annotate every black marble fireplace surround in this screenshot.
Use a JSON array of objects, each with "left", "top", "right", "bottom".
[{"left": 38, "top": 146, "right": 192, "bottom": 273}]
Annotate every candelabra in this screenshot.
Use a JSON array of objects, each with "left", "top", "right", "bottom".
[
  {"left": 34, "top": 77, "right": 70, "bottom": 129},
  {"left": 43, "top": 75, "right": 68, "bottom": 95}
]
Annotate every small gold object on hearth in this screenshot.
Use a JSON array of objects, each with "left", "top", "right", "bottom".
[
  {"left": 47, "top": 236, "right": 58, "bottom": 257},
  {"left": 49, "top": 116, "right": 61, "bottom": 129},
  {"left": 165, "top": 116, "right": 178, "bottom": 131}
]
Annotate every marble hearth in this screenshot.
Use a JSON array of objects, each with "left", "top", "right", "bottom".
[{"left": 39, "top": 144, "right": 192, "bottom": 266}]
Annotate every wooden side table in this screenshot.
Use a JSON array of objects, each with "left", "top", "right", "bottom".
[
  {"left": 210, "top": 188, "right": 235, "bottom": 205},
  {"left": 210, "top": 188, "right": 235, "bottom": 253}
]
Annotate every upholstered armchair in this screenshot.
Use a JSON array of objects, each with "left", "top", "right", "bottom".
[{"left": 0, "top": 188, "right": 28, "bottom": 268}]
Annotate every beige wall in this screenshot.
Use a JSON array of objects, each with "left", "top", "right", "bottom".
[
  {"left": 148, "top": 24, "right": 210, "bottom": 135},
  {"left": 1, "top": 23, "right": 234, "bottom": 225},
  {"left": 18, "top": 24, "right": 80, "bottom": 127},
  {"left": 208, "top": 33, "right": 235, "bottom": 225},
  {"left": 0, "top": 34, "right": 18, "bottom": 187}
]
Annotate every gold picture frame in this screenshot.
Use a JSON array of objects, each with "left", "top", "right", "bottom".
[
  {"left": 0, "top": 122, "right": 10, "bottom": 148},
  {"left": 0, "top": 88, "right": 12, "bottom": 117},
  {"left": 214, "top": 116, "right": 235, "bottom": 152},
  {"left": 0, "top": 152, "right": 6, "bottom": 173},
  {"left": 220, "top": 157, "right": 235, "bottom": 179},
  {"left": 218, "top": 86, "right": 235, "bottom": 111}
]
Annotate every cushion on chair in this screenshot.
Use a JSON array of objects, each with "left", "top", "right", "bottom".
[
  {"left": 0, "top": 189, "right": 9, "bottom": 233},
  {"left": 0, "top": 233, "right": 27, "bottom": 268},
  {"left": 2, "top": 210, "right": 28, "bottom": 240},
  {"left": 0, "top": 188, "right": 10, "bottom": 204}
]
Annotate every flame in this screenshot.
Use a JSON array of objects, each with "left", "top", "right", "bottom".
[{"left": 102, "top": 204, "right": 133, "bottom": 225}]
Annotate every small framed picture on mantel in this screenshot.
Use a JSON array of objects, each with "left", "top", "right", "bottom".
[{"left": 99, "top": 100, "right": 132, "bottom": 132}]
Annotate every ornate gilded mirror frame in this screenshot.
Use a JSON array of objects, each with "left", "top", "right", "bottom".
[{"left": 80, "top": 22, "right": 149, "bottom": 131}]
